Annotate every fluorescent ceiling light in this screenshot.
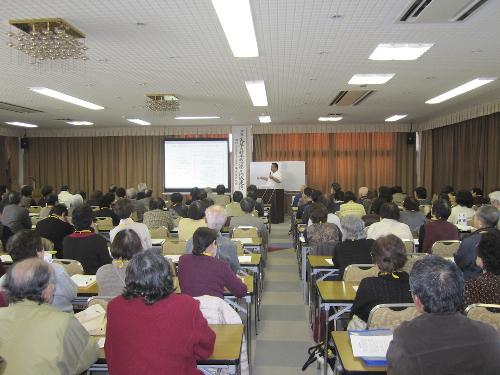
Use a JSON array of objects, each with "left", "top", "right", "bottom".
[
  {"left": 259, "top": 115, "right": 271, "bottom": 123},
  {"left": 369, "top": 43, "right": 434, "bottom": 60},
  {"left": 211, "top": 0, "right": 259, "bottom": 57},
  {"left": 245, "top": 80, "right": 268, "bottom": 106},
  {"left": 385, "top": 114, "right": 408, "bottom": 122},
  {"left": 228, "top": 133, "right": 233, "bottom": 152},
  {"left": 425, "top": 77, "right": 497, "bottom": 104},
  {"left": 348, "top": 74, "right": 395, "bottom": 85},
  {"left": 175, "top": 116, "right": 220, "bottom": 120},
  {"left": 127, "top": 118, "right": 151, "bottom": 125},
  {"left": 318, "top": 116, "right": 343, "bottom": 122},
  {"left": 5, "top": 121, "right": 38, "bottom": 128},
  {"left": 29, "top": 87, "right": 104, "bottom": 110},
  {"left": 66, "top": 121, "right": 94, "bottom": 126}
]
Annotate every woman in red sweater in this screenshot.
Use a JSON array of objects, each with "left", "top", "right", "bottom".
[
  {"left": 178, "top": 227, "right": 247, "bottom": 299},
  {"left": 105, "top": 249, "right": 215, "bottom": 374},
  {"left": 418, "top": 199, "right": 459, "bottom": 253}
]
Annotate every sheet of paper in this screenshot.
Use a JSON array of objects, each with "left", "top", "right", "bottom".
[
  {"left": 238, "top": 255, "right": 252, "bottom": 263},
  {"left": 71, "top": 274, "right": 97, "bottom": 287},
  {"left": 165, "top": 255, "right": 181, "bottom": 263},
  {"left": 350, "top": 333, "right": 393, "bottom": 358},
  {"left": 325, "top": 259, "right": 333, "bottom": 265},
  {"left": 0, "top": 254, "right": 13, "bottom": 263},
  {"left": 234, "top": 238, "right": 253, "bottom": 244},
  {"left": 352, "top": 286, "right": 359, "bottom": 292},
  {"left": 97, "top": 337, "right": 106, "bottom": 348}
]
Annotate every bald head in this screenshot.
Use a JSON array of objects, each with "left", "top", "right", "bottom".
[
  {"left": 205, "top": 205, "right": 227, "bottom": 231},
  {"left": 359, "top": 187, "right": 368, "bottom": 198},
  {"left": 4, "top": 258, "right": 54, "bottom": 304}
]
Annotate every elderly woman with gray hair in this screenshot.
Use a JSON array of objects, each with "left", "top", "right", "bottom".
[{"left": 332, "top": 216, "right": 375, "bottom": 279}]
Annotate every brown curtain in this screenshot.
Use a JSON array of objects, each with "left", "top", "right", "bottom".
[
  {"left": 431, "top": 112, "right": 499, "bottom": 194},
  {"left": 254, "top": 132, "right": 416, "bottom": 194},
  {"left": 419, "top": 130, "right": 433, "bottom": 195},
  {"left": 0, "top": 136, "right": 20, "bottom": 190}
]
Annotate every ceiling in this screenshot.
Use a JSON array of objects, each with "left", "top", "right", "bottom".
[{"left": 1, "top": 0, "right": 500, "bottom": 130}]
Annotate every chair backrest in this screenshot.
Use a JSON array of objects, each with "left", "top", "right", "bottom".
[
  {"left": 312, "top": 241, "right": 338, "bottom": 257},
  {"left": 41, "top": 237, "right": 54, "bottom": 252},
  {"left": 87, "top": 296, "right": 115, "bottom": 310},
  {"left": 367, "top": 303, "right": 421, "bottom": 330},
  {"left": 431, "top": 240, "right": 460, "bottom": 257},
  {"left": 162, "top": 239, "right": 187, "bottom": 255},
  {"left": 465, "top": 304, "right": 500, "bottom": 333},
  {"left": 233, "top": 240, "right": 245, "bottom": 255},
  {"left": 31, "top": 215, "right": 42, "bottom": 226},
  {"left": 90, "top": 206, "right": 100, "bottom": 211},
  {"left": 232, "top": 226, "right": 259, "bottom": 239},
  {"left": 343, "top": 264, "right": 379, "bottom": 283},
  {"left": 95, "top": 217, "right": 114, "bottom": 231},
  {"left": 149, "top": 226, "right": 169, "bottom": 239},
  {"left": 52, "top": 259, "right": 84, "bottom": 276},
  {"left": 403, "top": 253, "right": 427, "bottom": 273},
  {"left": 28, "top": 206, "right": 42, "bottom": 214},
  {"left": 402, "top": 239, "right": 414, "bottom": 254},
  {"left": 131, "top": 211, "right": 139, "bottom": 222}
]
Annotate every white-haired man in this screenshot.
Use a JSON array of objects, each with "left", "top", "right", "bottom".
[{"left": 489, "top": 190, "right": 500, "bottom": 229}]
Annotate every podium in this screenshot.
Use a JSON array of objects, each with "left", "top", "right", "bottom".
[{"left": 257, "top": 189, "right": 284, "bottom": 224}]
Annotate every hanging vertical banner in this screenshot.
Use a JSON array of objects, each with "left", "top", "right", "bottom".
[{"left": 232, "top": 126, "right": 251, "bottom": 194}]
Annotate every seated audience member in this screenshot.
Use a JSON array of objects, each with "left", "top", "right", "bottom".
[
  {"left": 455, "top": 205, "right": 499, "bottom": 279},
  {"left": 57, "top": 185, "right": 74, "bottom": 210},
  {"left": 19, "top": 185, "right": 36, "bottom": 208},
  {"left": 471, "top": 187, "right": 485, "bottom": 207},
  {"left": 213, "top": 184, "right": 230, "bottom": 206},
  {"left": 488, "top": 190, "right": 500, "bottom": 229},
  {"left": 143, "top": 198, "right": 174, "bottom": 230},
  {"left": 126, "top": 187, "right": 147, "bottom": 222},
  {"left": 179, "top": 228, "right": 247, "bottom": 299},
  {"left": 115, "top": 186, "right": 126, "bottom": 200},
  {"left": 357, "top": 186, "right": 369, "bottom": 204},
  {"left": 327, "top": 182, "right": 344, "bottom": 213},
  {"left": 0, "top": 258, "right": 98, "bottom": 374},
  {"left": 109, "top": 185, "right": 117, "bottom": 194},
  {"left": 36, "top": 204, "right": 74, "bottom": 257},
  {"left": 0, "top": 230, "right": 76, "bottom": 312},
  {"left": 93, "top": 192, "right": 120, "bottom": 226},
  {"left": 39, "top": 193, "right": 58, "bottom": 219},
  {"left": 367, "top": 202, "right": 413, "bottom": 241},
  {"left": 440, "top": 184, "right": 456, "bottom": 205},
  {"left": 186, "top": 187, "right": 202, "bottom": 205},
  {"left": 378, "top": 186, "right": 393, "bottom": 203},
  {"left": 419, "top": 199, "right": 459, "bottom": 254},
  {"left": 186, "top": 205, "right": 240, "bottom": 273},
  {"left": 247, "top": 189, "right": 264, "bottom": 217},
  {"left": 296, "top": 187, "right": 313, "bottom": 220},
  {"left": 37, "top": 185, "right": 54, "bottom": 207},
  {"left": 333, "top": 216, "right": 374, "bottom": 279},
  {"left": 105, "top": 249, "right": 215, "bottom": 374},
  {"left": 387, "top": 256, "right": 500, "bottom": 375},
  {"left": 168, "top": 192, "right": 188, "bottom": 220},
  {"left": 229, "top": 197, "right": 269, "bottom": 245},
  {"left": 414, "top": 186, "right": 431, "bottom": 206},
  {"left": 292, "top": 185, "right": 307, "bottom": 207},
  {"left": 69, "top": 192, "right": 84, "bottom": 215},
  {"left": 1, "top": 192, "right": 31, "bottom": 233},
  {"left": 304, "top": 203, "right": 341, "bottom": 248},
  {"left": 110, "top": 199, "right": 152, "bottom": 250},
  {"left": 391, "top": 186, "right": 407, "bottom": 207},
  {"left": 362, "top": 194, "right": 382, "bottom": 226},
  {"left": 463, "top": 230, "right": 500, "bottom": 307},
  {"left": 225, "top": 190, "right": 245, "bottom": 217},
  {"left": 96, "top": 229, "right": 142, "bottom": 296},
  {"left": 86, "top": 190, "right": 103, "bottom": 207},
  {"left": 349, "top": 234, "right": 412, "bottom": 329},
  {"left": 0, "top": 184, "right": 9, "bottom": 212},
  {"left": 338, "top": 191, "right": 366, "bottom": 218},
  {"left": 448, "top": 190, "right": 476, "bottom": 225},
  {"left": 63, "top": 205, "right": 112, "bottom": 274},
  {"left": 178, "top": 200, "right": 208, "bottom": 241},
  {"left": 399, "top": 197, "right": 426, "bottom": 234}
]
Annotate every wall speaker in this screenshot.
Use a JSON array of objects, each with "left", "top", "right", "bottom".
[
  {"left": 20, "top": 137, "right": 29, "bottom": 149},
  {"left": 406, "top": 132, "right": 416, "bottom": 145}
]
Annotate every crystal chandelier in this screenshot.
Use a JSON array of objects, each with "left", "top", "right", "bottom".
[
  {"left": 7, "top": 18, "right": 88, "bottom": 63},
  {"left": 145, "top": 94, "right": 180, "bottom": 112}
]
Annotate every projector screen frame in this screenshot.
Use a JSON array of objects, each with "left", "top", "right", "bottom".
[{"left": 163, "top": 137, "right": 231, "bottom": 193}]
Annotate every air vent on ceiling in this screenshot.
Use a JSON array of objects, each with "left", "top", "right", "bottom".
[
  {"left": 399, "top": 0, "right": 489, "bottom": 23},
  {"left": 0, "top": 101, "right": 43, "bottom": 113},
  {"left": 329, "top": 91, "right": 374, "bottom": 106}
]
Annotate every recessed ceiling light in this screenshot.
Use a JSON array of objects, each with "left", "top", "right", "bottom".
[
  {"left": 66, "top": 120, "right": 94, "bottom": 126},
  {"left": 259, "top": 115, "right": 271, "bottom": 123},
  {"left": 318, "top": 116, "right": 343, "bottom": 122},
  {"left": 385, "top": 114, "right": 408, "bottom": 122},
  {"left": 425, "top": 77, "right": 497, "bottom": 104},
  {"left": 348, "top": 74, "right": 395, "bottom": 85},
  {"left": 29, "top": 87, "right": 104, "bottom": 110},
  {"left": 211, "top": 0, "right": 259, "bottom": 57},
  {"left": 127, "top": 118, "right": 151, "bottom": 125},
  {"left": 175, "top": 116, "right": 221, "bottom": 120},
  {"left": 5, "top": 121, "right": 38, "bottom": 128},
  {"left": 369, "top": 43, "right": 434, "bottom": 60},
  {"left": 245, "top": 80, "right": 268, "bottom": 106}
]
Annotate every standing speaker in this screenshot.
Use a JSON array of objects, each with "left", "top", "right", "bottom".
[
  {"left": 20, "top": 137, "right": 29, "bottom": 149},
  {"left": 406, "top": 132, "right": 415, "bottom": 145}
]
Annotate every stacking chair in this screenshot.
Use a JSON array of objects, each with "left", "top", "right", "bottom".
[
  {"left": 28, "top": 206, "right": 42, "bottom": 214},
  {"left": 149, "top": 226, "right": 169, "bottom": 239},
  {"left": 162, "top": 239, "right": 187, "bottom": 255},
  {"left": 131, "top": 211, "right": 139, "bottom": 222},
  {"left": 431, "top": 240, "right": 460, "bottom": 257},
  {"left": 231, "top": 226, "right": 259, "bottom": 239},
  {"left": 367, "top": 303, "right": 421, "bottom": 330},
  {"left": 52, "top": 259, "right": 84, "bottom": 276},
  {"left": 343, "top": 264, "right": 379, "bottom": 283},
  {"left": 403, "top": 253, "right": 427, "bottom": 273},
  {"left": 402, "top": 239, "right": 415, "bottom": 254},
  {"left": 94, "top": 217, "right": 114, "bottom": 232},
  {"left": 465, "top": 304, "right": 500, "bottom": 333},
  {"left": 31, "top": 215, "right": 42, "bottom": 226}
]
